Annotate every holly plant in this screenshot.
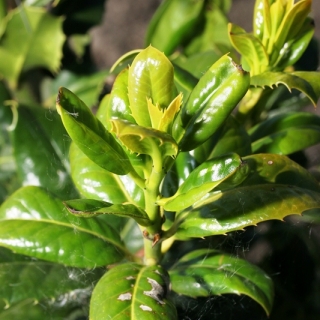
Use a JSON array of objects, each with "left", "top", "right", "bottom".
[{"left": 1, "top": 0, "right": 320, "bottom": 319}]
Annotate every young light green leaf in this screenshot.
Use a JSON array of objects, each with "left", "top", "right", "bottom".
[
  {"left": 169, "top": 249, "right": 273, "bottom": 316},
  {"left": 128, "top": 46, "right": 176, "bottom": 127},
  {"left": 111, "top": 119, "right": 178, "bottom": 160},
  {"left": 0, "top": 7, "right": 65, "bottom": 88},
  {"left": 250, "top": 71, "right": 320, "bottom": 106},
  {"left": 157, "top": 153, "right": 245, "bottom": 212},
  {"left": 0, "top": 186, "right": 127, "bottom": 267},
  {"left": 175, "top": 184, "right": 320, "bottom": 239},
  {"left": 228, "top": 23, "right": 269, "bottom": 75},
  {"left": 90, "top": 263, "right": 177, "bottom": 319},
  {"left": 56, "top": 87, "right": 132, "bottom": 175},
  {"left": 64, "top": 198, "right": 152, "bottom": 227}
]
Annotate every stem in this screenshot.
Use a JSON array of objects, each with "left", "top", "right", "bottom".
[{"left": 143, "top": 141, "right": 165, "bottom": 265}]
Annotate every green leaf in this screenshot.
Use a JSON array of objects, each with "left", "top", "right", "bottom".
[
  {"left": 69, "top": 143, "right": 145, "bottom": 208},
  {"left": 240, "top": 153, "right": 320, "bottom": 193},
  {"left": 158, "top": 153, "right": 244, "bottom": 212},
  {"left": 11, "top": 106, "right": 78, "bottom": 200},
  {"left": 175, "top": 54, "right": 250, "bottom": 151},
  {"left": 0, "top": 7, "right": 65, "bottom": 88},
  {"left": 43, "top": 70, "right": 109, "bottom": 108},
  {"left": 272, "top": 0, "right": 311, "bottom": 62},
  {"left": 175, "top": 184, "right": 320, "bottom": 239},
  {"left": 249, "top": 112, "right": 320, "bottom": 141},
  {"left": 251, "top": 71, "right": 320, "bottom": 106},
  {"left": 228, "top": 23, "right": 269, "bottom": 75},
  {"left": 249, "top": 112, "right": 320, "bottom": 154},
  {"left": 105, "top": 68, "right": 136, "bottom": 130},
  {"left": 207, "top": 115, "right": 252, "bottom": 158},
  {"left": 145, "top": 0, "right": 205, "bottom": 55},
  {"left": 0, "top": 299, "right": 85, "bottom": 320},
  {"left": 169, "top": 249, "right": 273, "bottom": 315},
  {"left": 0, "top": 260, "right": 102, "bottom": 308},
  {"left": 184, "top": 6, "right": 231, "bottom": 57},
  {"left": 0, "top": 186, "right": 126, "bottom": 267},
  {"left": 128, "top": 46, "right": 176, "bottom": 127},
  {"left": 90, "top": 263, "right": 177, "bottom": 319},
  {"left": 56, "top": 87, "right": 132, "bottom": 175},
  {"left": 251, "top": 126, "right": 320, "bottom": 154},
  {"left": 111, "top": 119, "right": 178, "bottom": 160},
  {"left": 64, "top": 198, "right": 152, "bottom": 227}
]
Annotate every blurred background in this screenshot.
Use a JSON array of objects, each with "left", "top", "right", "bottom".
[{"left": 90, "top": 0, "right": 320, "bottom": 68}]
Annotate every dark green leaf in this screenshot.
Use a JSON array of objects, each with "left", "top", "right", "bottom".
[
  {"left": 158, "top": 153, "right": 244, "bottom": 212},
  {"left": 43, "top": 70, "right": 109, "bottom": 108},
  {"left": 0, "top": 260, "right": 102, "bottom": 308},
  {"left": 145, "top": 0, "right": 205, "bottom": 55},
  {"left": 175, "top": 55, "right": 250, "bottom": 151},
  {"left": 169, "top": 249, "right": 273, "bottom": 315},
  {"left": 250, "top": 71, "right": 320, "bottom": 106},
  {"left": 175, "top": 184, "right": 320, "bottom": 239},
  {"left": 251, "top": 126, "right": 320, "bottom": 154},
  {"left": 11, "top": 106, "right": 78, "bottom": 200},
  {"left": 90, "top": 263, "right": 177, "bottom": 319},
  {"left": 240, "top": 153, "right": 320, "bottom": 192},
  {"left": 56, "top": 87, "right": 132, "bottom": 175},
  {"left": 64, "top": 198, "right": 152, "bottom": 227},
  {"left": 0, "top": 186, "right": 126, "bottom": 267},
  {"left": 69, "top": 143, "right": 145, "bottom": 208}
]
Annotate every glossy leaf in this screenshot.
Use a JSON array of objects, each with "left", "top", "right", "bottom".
[
  {"left": 0, "top": 260, "right": 102, "bottom": 308},
  {"left": 105, "top": 68, "right": 136, "bottom": 130},
  {"left": 43, "top": 69, "right": 109, "bottom": 108},
  {"left": 0, "top": 186, "right": 126, "bottom": 267},
  {"left": 249, "top": 112, "right": 320, "bottom": 141},
  {"left": 0, "top": 7, "right": 65, "bottom": 88},
  {"left": 253, "top": 0, "right": 271, "bottom": 41},
  {"left": 145, "top": 0, "right": 205, "bottom": 55},
  {"left": 11, "top": 106, "right": 78, "bottom": 200},
  {"left": 56, "top": 87, "right": 132, "bottom": 175},
  {"left": 184, "top": 6, "right": 231, "bottom": 57},
  {"left": 207, "top": 115, "right": 252, "bottom": 158},
  {"left": 110, "top": 49, "right": 141, "bottom": 74},
  {"left": 69, "top": 143, "right": 145, "bottom": 208},
  {"left": 157, "top": 153, "right": 244, "bottom": 212},
  {"left": 240, "top": 153, "right": 320, "bottom": 192},
  {"left": 272, "top": 0, "right": 311, "bottom": 63},
  {"left": 251, "top": 126, "right": 320, "bottom": 154},
  {"left": 169, "top": 249, "right": 273, "bottom": 315},
  {"left": 175, "top": 55, "right": 250, "bottom": 151},
  {"left": 128, "top": 46, "right": 176, "bottom": 127},
  {"left": 228, "top": 23, "right": 268, "bottom": 75},
  {"left": 0, "top": 299, "right": 84, "bottom": 320},
  {"left": 111, "top": 119, "right": 178, "bottom": 160},
  {"left": 250, "top": 71, "right": 320, "bottom": 106},
  {"left": 172, "top": 63, "right": 198, "bottom": 101},
  {"left": 90, "top": 263, "right": 177, "bottom": 319},
  {"left": 273, "top": 17, "right": 314, "bottom": 70},
  {"left": 175, "top": 184, "right": 320, "bottom": 239},
  {"left": 64, "top": 198, "right": 152, "bottom": 227}
]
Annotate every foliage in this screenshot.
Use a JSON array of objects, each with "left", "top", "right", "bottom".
[{"left": 0, "top": 0, "right": 320, "bottom": 319}]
